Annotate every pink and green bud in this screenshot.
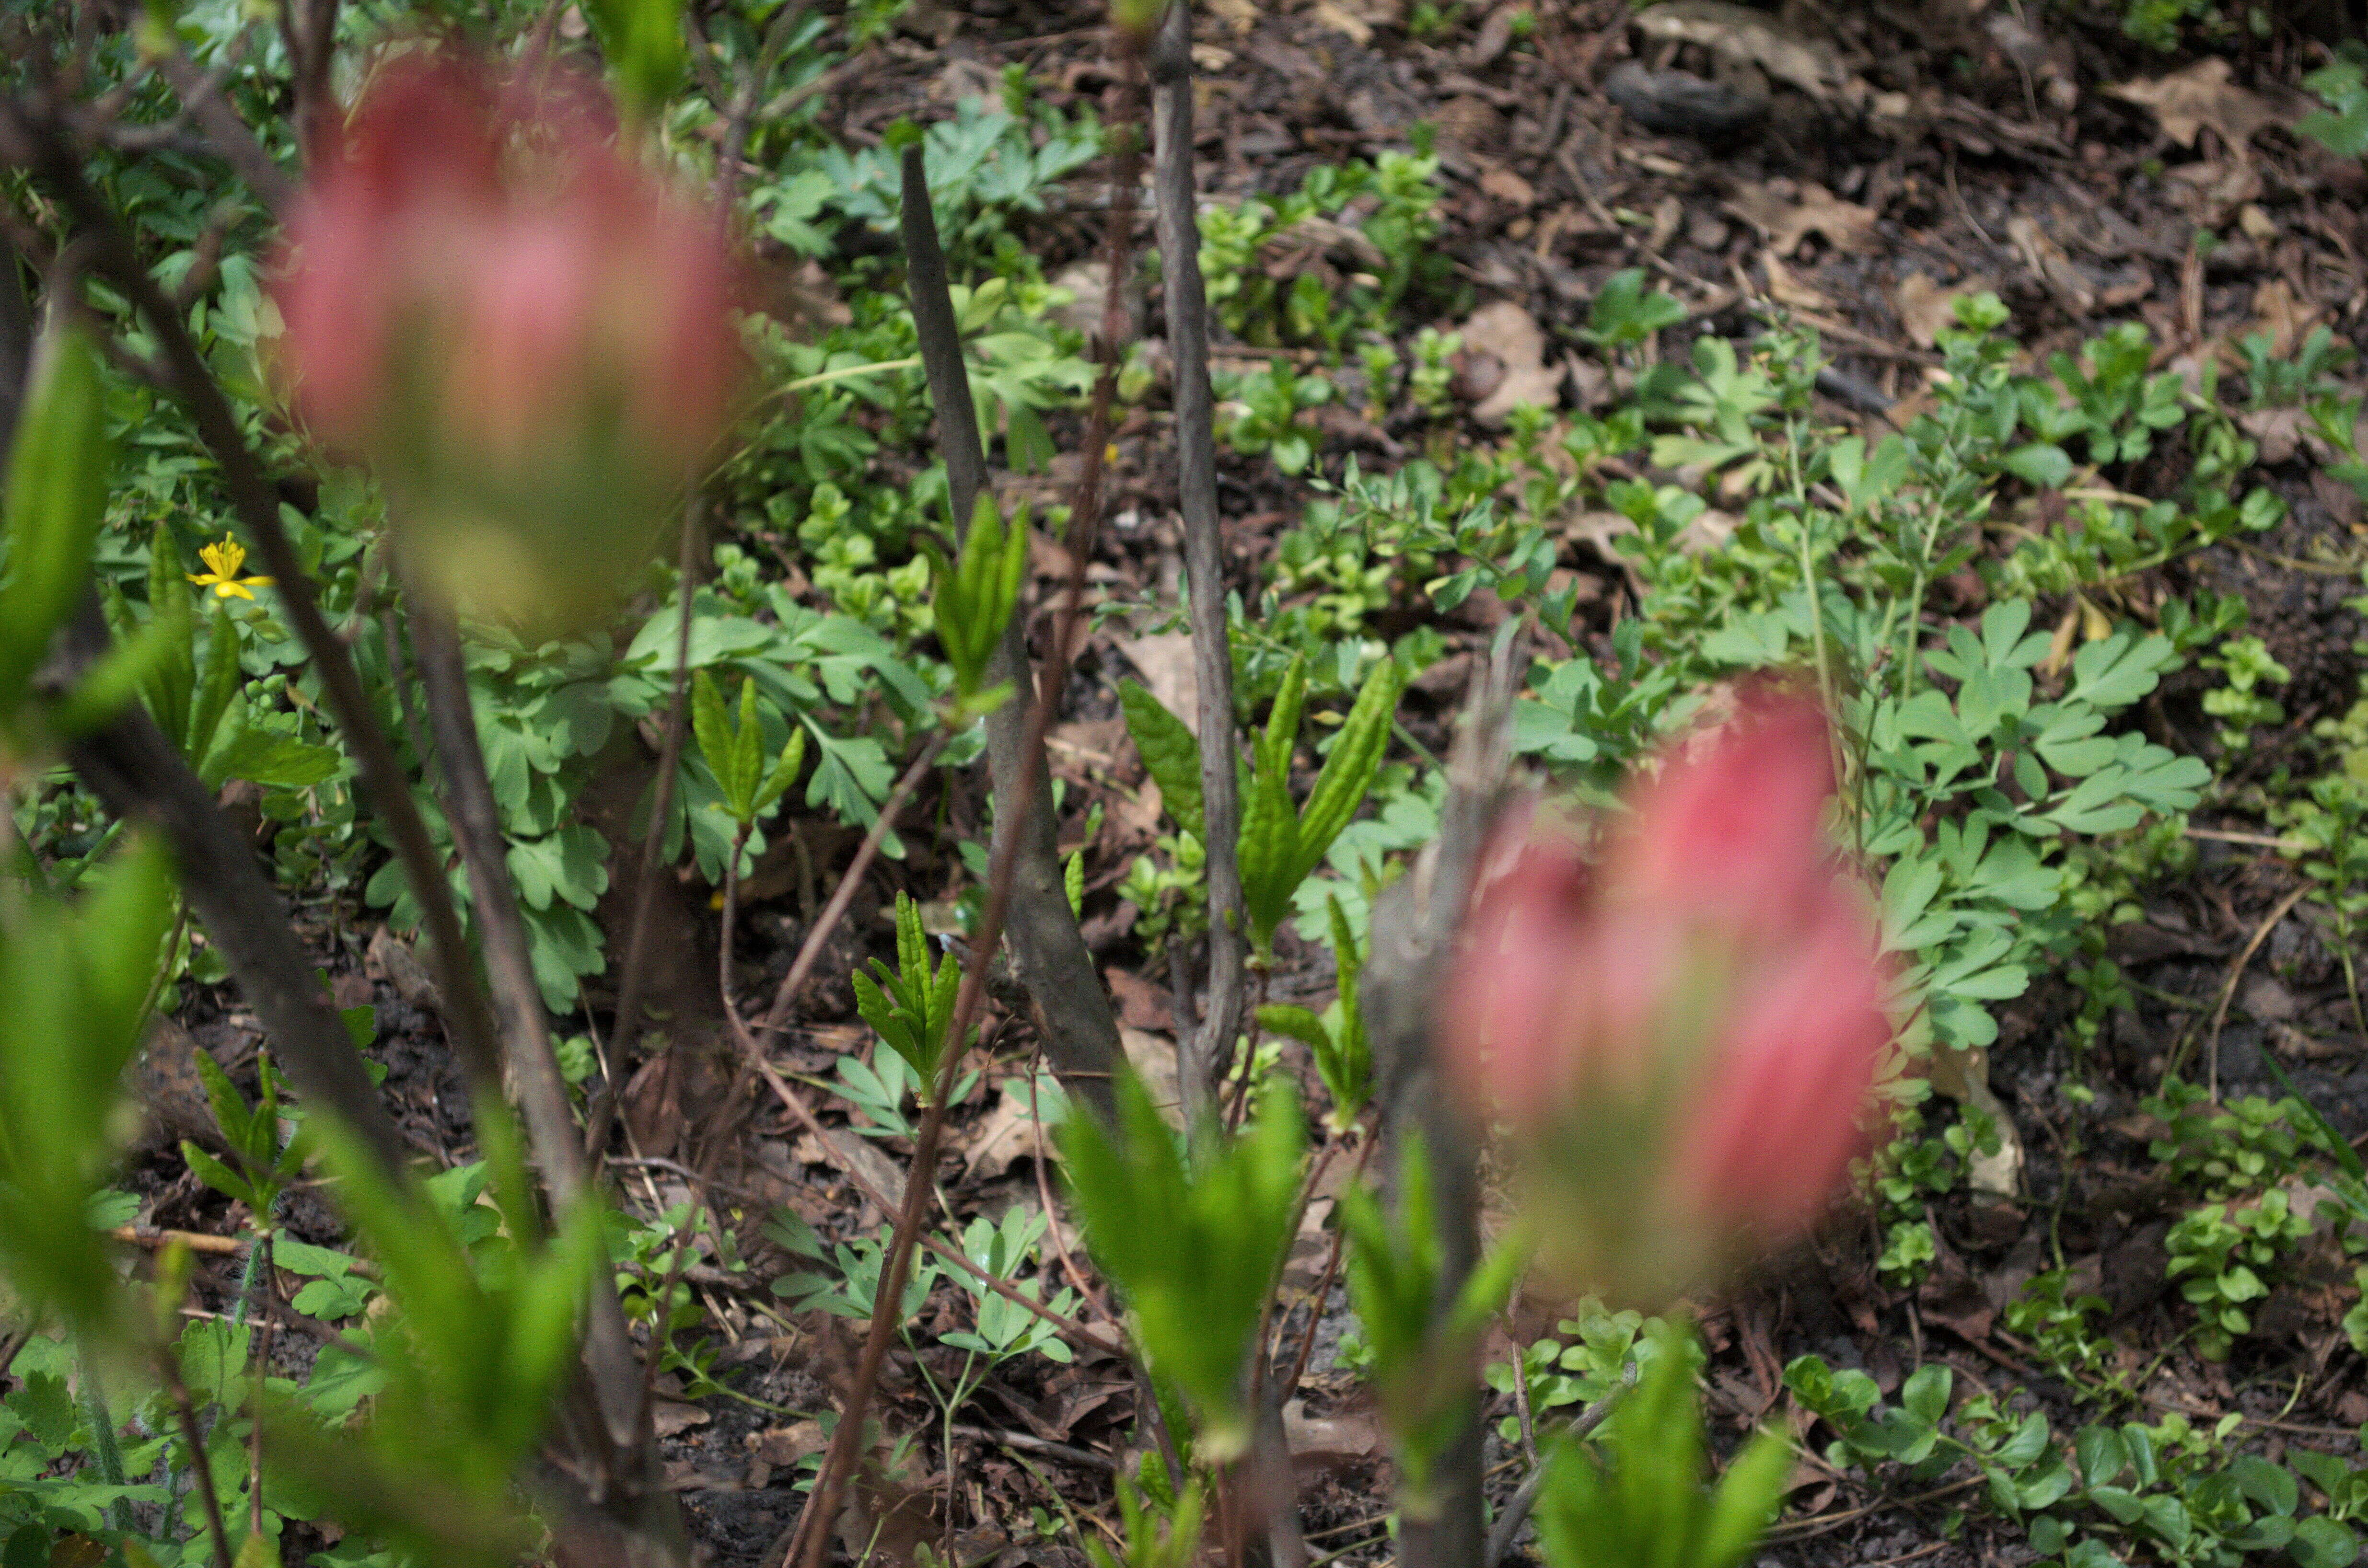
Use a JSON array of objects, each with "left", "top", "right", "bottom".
[
  {"left": 1443, "top": 690, "right": 1895, "bottom": 1307},
  {"left": 267, "top": 54, "right": 741, "bottom": 632}
]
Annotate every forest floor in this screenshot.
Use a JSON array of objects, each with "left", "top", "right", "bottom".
[{"left": 136, "top": 1, "right": 2368, "bottom": 1564}]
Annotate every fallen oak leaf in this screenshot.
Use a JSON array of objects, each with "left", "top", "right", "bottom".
[
  {"left": 1892, "top": 271, "right": 1995, "bottom": 348},
  {"left": 2106, "top": 58, "right": 2284, "bottom": 151},
  {"left": 1457, "top": 299, "right": 1564, "bottom": 425},
  {"left": 1722, "top": 180, "right": 1879, "bottom": 257}
]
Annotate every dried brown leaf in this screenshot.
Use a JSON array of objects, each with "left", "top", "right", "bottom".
[
  {"left": 2106, "top": 58, "right": 2284, "bottom": 151},
  {"left": 1893, "top": 271, "right": 1993, "bottom": 348},
  {"left": 1458, "top": 300, "right": 1563, "bottom": 425},
  {"left": 1723, "top": 181, "right": 1878, "bottom": 257},
  {"left": 1632, "top": 0, "right": 1861, "bottom": 104}
]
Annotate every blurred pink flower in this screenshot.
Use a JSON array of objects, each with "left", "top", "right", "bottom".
[
  {"left": 1443, "top": 690, "right": 1894, "bottom": 1306},
  {"left": 269, "top": 54, "right": 740, "bottom": 628}
]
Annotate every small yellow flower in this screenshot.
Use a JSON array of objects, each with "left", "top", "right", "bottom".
[{"left": 187, "top": 537, "right": 274, "bottom": 600}]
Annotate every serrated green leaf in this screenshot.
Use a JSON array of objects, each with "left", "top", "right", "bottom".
[
  {"left": 690, "top": 669, "right": 736, "bottom": 819},
  {"left": 180, "top": 1141, "right": 254, "bottom": 1210},
  {"left": 191, "top": 1048, "right": 252, "bottom": 1149},
  {"left": 731, "top": 677, "right": 765, "bottom": 819},
  {"left": 1119, "top": 680, "right": 1204, "bottom": 842},
  {"left": 1255, "top": 1003, "right": 1330, "bottom": 1053},
  {"left": 143, "top": 524, "right": 196, "bottom": 750},
  {"left": 753, "top": 727, "right": 807, "bottom": 817},
  {"left": 1293, "top": 657, "right": 1399, "bottom": 886},
  {"left": 1319, "top": 894, "right": 1370, "bottom": 1122},
  {"left": 187, "top": 604, "right": 244, "bottom": 763},
  {"left": 894, "top": 888, "right": 927, "bottom": 993},
  {"left": 1260, "top": 656, "right": 1306, "bottom": 784}
]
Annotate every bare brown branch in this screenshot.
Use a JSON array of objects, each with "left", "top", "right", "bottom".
[{"left": 1149, "top": 0, "right": 1246, "bottom": 1125}]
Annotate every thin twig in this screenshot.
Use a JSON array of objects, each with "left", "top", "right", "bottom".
[
  {"left": 951, "top": 1425, "right": 1118, "bottom": 1473},
  {"left": 1480, "top": 1360, "right": 1637, "bottom": 1568},
  {"left": 1282, "top": 1136, "right": 1370, "bottom": 1400},
  {"left": 601, "top": 6, "right": 787, "bottom": 1149},
  {"left": 653, "top": 734, "right": 946, "bottom": 1421},
  {"left": 892, "top": 140, "right": 1125, "bottom": 1119},
  {"left": 2188, "top": 886, "right": 2301, "bottom": 1104},
  {"left": 747, "top": 732, "right": 949, "bottom": 1055},
  {"left": 749, "top": 1064, "right": 1113, "bottom": 1360},
  {"left": 647, "top": 731, "right": 948, "bottom": 1394},
  {"left": 1149, "top": 0, "right": 1245, "bottom": 1125},
  {"left": 596, "top": 494, "right": 707, "bottom": 1153},
  {"left": 1363, "top": 635, "right": 1526, "bottom": 1568},
  {"left": 787, "top": 104, "right": 1145, "bottom": 1568},
  {"left": 165, "top": 1363, "right": 238, "bottom": 1568},
  {"left": 409, "top": 603, "right": 598, "bottom": 1213},
  {"left": 247, "top": 1314, "right": 273, "bottom": 1535},
  {"left": 276, "top": 0, "right": 339, "bottom": 163},
  {"left": 409, "top": 601, "right": 662, "bottom": 1461},
  {"left": 1029, "top": 1050, "right": 1113, "bottom": 1321},
  {"left": 150, "top": 49, "right": 297, "bottom": 211}
]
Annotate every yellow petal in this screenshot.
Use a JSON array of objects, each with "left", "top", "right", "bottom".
[{"left": 214, "top": 581, "right": 255, "bottom": 600}]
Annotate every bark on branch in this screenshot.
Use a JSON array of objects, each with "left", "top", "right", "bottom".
[{"left": 897, "top": 144, "right": 1124, "bottom": 1119}]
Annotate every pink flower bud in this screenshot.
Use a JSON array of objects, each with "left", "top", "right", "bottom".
[
  {"left": 268, "top": 54, "right": 742, "bottom": 630},
  {"left": 1443, "top": 691, "right": 1894, "bottom": 1306}
]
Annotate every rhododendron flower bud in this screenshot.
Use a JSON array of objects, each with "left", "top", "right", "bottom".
[
  {"left": 1443, "top": 690, "right": 1895, "bottom": 1308},
  {"left": 269, "top": 54, "right": 740, "bottom": 631}
]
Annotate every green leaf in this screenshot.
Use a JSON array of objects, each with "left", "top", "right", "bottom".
[
  {"left": 180, "top": 1141, "right": 255, "bottom": 1211},
  {"left": 1238, "top": 658, "right": 1310, "bottom": 953},
  {"left": 2232, "top": 1453, "right": 2298, "bottom": 1516},
  {"left": 753, "top": 727, "right": 808, "bottom": 817},
  {"left": 690, "top": 670, "right": 740, "bottom": 822},
  {"left": 1061, "top": 1071, "right": 1304, "bottom": 1461},
  {"left": 0, "top": 328, "right": 112, "bottom": 714},
  {"left": 582, "top": 0, "right": 685, "bottom": 124},
  {"left": 1293, "top": 657, "right": 1401, "bottom": 887},
  {"left": 2074, "top": 1425, "right": 2126, "bottom": 1487},
  {"left": 142, "top": 523, "right": 196, "bottom": 749},
  {"left": 208, "top": 730, "right": 343, "bottom": 790},
  {"left": 2068, "top": 633, "right": 2177, "bottom": 711},
  {"left": 731, "top": 676, "right": 765, "bottom": 820},
  {"left": 191, "top": 1047, "right": 254, "bottom": 1149},
  {"left": 1697, "top": 1427, "right": 1796, "bottom": 1568},
  {"left": 2291, "top": 1515, "right": 2360, "bottom": 1568},
  {"left": 856, "top": 892, "right": 960, "bottom": 1089},
  {"left": 1999, "top": 442, "right": 2072, "bottom": 488},
  {"left": 1318, "top": 895, "right": 1370, "bottom": 1122},
  {"left": 1255, "top": 1003, "right": 1330, "bottom": 1053},
  {"left": 1899, "top": 1363, "right": 1951, "bottom": 1425},
  {"left": 1119, "top": 680, "right": 1204, "bottom": 842},
  {"left": 186, "top": 604, "right": 244, "bottom": 762},
  {"left": 933, "top": 493, "right": 1028, "bottom": 702}
]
